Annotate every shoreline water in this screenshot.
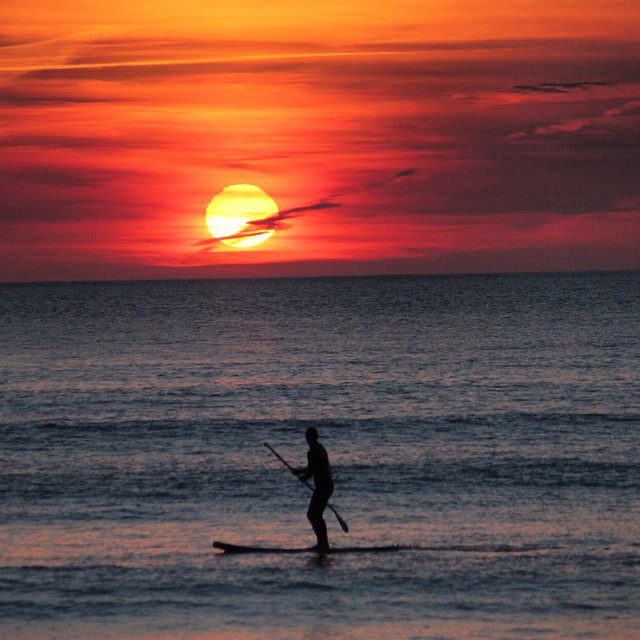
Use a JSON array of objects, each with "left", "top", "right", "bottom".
[{"left": 7, "top": 617, "right": 640, "bottom": 640}]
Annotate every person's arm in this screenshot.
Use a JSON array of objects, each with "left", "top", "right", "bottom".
[
  {"left": 292, "top": 451, "right": 314, "bottom": 481},
  {"left": 292, "top": 467, "right": 311, "bottom": 480}
]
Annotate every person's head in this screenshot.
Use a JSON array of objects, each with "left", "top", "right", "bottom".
[{"left": 305, "top": 427, "right": 319, "bottom": 445}]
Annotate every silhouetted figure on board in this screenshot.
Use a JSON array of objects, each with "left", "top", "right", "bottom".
[{"left": 293, "top": 428, "right": 334, "bottom": 553}]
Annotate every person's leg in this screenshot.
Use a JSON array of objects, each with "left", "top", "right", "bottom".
[
  {"left": 307, "top": 488, "right": 332, "bottom": 550},
  {"left": 307, "top": 490, "right": 323, "bottom": 547}
]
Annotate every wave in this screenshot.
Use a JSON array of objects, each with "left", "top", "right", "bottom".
[
  {"left": 2, "top": 457, "right": 638, "bottom": 512},
  {"left": 419, "top": 459, "right": 640, "bottom": 489},
  {"left": 2, "top": 409, "right": 639, "bottom": 433}
]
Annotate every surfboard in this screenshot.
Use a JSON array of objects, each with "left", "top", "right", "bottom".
[{"left": 213, "top": 541, "right": 405, "bottom": 554}]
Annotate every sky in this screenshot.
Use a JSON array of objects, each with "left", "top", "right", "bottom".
[{"left": 1, "top": 0, "right": 640, "bottom": 281}]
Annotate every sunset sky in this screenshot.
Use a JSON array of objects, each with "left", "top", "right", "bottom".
[{"left": 2, "top": 0, "right": 639, "bottom": 281}]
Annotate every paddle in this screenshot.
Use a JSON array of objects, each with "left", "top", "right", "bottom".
[{"left": 264, "top": 442, "right": 349, "bottom": 534}]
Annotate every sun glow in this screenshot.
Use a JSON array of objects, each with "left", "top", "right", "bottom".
[{"left": 206, "top": 184, "right": 278, "bottom": 248}]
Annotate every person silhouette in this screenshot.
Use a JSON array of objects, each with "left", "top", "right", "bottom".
[{"left": 293, "top": 428, "right": 334, "bottom": 553}]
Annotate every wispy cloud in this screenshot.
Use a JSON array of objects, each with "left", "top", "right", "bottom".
[
  {"left": 196, "top": 168, "right": 417, "bottom": 247},
  {"left": 364, "top": 168, "right": 417, "bottom": 188},
  {"left": 6, "top": 36, "right": 636, "bottom": 81},
  {"left": 509, "top": 98, "right": 640, "bottom": 140},
  {"left": 194, "top": 201, "right": 340, "bottom": 246},
  {"left": 510, "top": 81, "right": 609, "bottom": 94},
  {"left": 455, "top": 81, "right": 640, "bottom": 107}
]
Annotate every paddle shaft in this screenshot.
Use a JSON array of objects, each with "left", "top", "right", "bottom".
[{"left": 263, "top": 442, "right": 349, "bottom": 533}]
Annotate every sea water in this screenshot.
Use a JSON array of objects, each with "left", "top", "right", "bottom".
[{"left": 1, "top": 272, "right": 639, "bottom": 639}]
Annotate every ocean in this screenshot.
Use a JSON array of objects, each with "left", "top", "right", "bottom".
[{"left": 1, "top": 272, "right": 639, "bottom": 639}]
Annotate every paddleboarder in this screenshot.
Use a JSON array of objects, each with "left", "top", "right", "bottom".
[{"left": 293, "top": 428, "right": 334, "bottom": 553}]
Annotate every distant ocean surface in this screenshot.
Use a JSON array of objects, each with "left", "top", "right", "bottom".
[{"left": 1, "top": 272, "right": 639, "bottom": 640}]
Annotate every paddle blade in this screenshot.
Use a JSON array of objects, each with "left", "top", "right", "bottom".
[{"left": 336, "top": 513, "right": 349, "bottom": 533}]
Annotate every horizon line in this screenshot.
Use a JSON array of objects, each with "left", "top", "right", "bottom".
[{"left": 2, "top": 267, "right": 638, "bottom": 287}]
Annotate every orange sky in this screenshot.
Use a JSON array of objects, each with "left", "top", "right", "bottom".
[{"left": 1, "top": 1, "right": 640, "bottom": 281}]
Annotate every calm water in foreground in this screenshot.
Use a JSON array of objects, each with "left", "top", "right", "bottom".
[{"left": 1, "top": 272, "right": 639, "bottom": 640}]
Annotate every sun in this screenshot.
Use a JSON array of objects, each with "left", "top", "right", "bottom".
[{"left": 206, "top": 184, "right": 278, "bottom": 248}]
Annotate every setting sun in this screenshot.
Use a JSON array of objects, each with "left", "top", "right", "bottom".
[{"left": 205, "top": 184, "right": 278, "bottom": 248}]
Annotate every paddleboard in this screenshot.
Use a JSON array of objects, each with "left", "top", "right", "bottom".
[{"left": 213, "top": 541, "right": 405, "bottom": 554}]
